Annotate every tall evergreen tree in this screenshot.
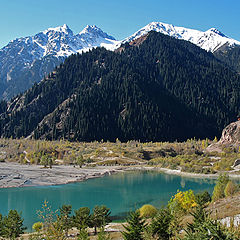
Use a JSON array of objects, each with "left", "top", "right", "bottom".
[
  {"left": 122, "top": 211, "right": 146, "bottom": 240},
  {"left": 1, "top": 210, "right": 26, "bottom": 239}
]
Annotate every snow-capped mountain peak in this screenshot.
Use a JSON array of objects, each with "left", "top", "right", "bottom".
[
  {"left": 1, "top": 21, "right": 240, "bottom": 100},
  {"left": 124, "top": 21, "right": 240, "bottom": 52},
  {"left": 79, "top": 25, "right": 116, "bottom": 41},
  {"left": 43, "top": 24, "right": 73, "bottom": 35},
  {"left": 80, "top": 25, "right": 101, "bottom": 34},
  {"left": 0, "top": 24, "right": 119, "bottom": 99},
  {"left": 206, "top": 28, "right": 226, "bottom": 37}
]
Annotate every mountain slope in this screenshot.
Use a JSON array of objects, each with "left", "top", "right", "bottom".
[
  {"left": 1, "top": 21, "right": 240, "bottom": 100},
  {"left": 1, "top": 31, "right": 240, "bottom": 142},
  {"left": 214, "top": 45, "right": 240, "bottom": 74},
  {"left": 123, "top": 22, "right": 240, "bottom": 52},
  {"left": 0, "top": 24, "right": 118, "bottom": 100}
]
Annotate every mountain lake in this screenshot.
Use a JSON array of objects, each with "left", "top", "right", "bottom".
[{"left": 0, "top": 170, "right": 216, "bottom": 230}]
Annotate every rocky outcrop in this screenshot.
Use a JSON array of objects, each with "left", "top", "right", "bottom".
[
  {"left": 219, "top": 121, "right": 240, "bottom": 145},
  {"left": 206, "top": 120, "right": 240, "bottom": 152}
]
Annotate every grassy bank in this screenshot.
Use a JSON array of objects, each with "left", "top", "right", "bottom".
[{"left": 0, "top": 138, "right": 240, "bottom": 175}]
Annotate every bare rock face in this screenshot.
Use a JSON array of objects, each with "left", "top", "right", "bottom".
[
  {"left": 233, "top": 159, "right": 240, "bottom": 168},
  {"left": 219, "top": 121, "right": 240, "bottom": 145},
  {"left": 206, "top": 121, "right": 240, "bottom": 152}
]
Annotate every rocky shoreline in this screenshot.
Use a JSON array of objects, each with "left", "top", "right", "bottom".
[
  {"left": 1, "top": 163, "right": 240, "bottom": 189},
  {"left": 0, "top": 162, "right": 127, "bottom": 188}
]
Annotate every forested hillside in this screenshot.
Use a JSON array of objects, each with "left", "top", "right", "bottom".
[
  {"left": 1, "top": 31, "right": 240, "bottom": 142},
  {"left": 214, "top": 45, "right": 240, "bottom": 74}
]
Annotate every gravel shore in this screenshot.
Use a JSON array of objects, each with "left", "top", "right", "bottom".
[
  {"left": 0, "top": 162, "right": 125, "bottom": 188},
  {"left": 1, "top": 163, "right": 240, "bottom": 189}
]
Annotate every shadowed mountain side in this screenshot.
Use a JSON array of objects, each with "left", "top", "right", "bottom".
[{"left": 1, "top": 31, "right": 240, "bottom": 142}]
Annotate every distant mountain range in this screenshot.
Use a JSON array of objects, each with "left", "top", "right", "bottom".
[
  {"left": 1, "top": 31, "right": 240, "bottom": 142},
  {"left": 0, "top": 21, "right": 240, "bottom": 100},
  {"left": 124, "top": 22, "right": 240, "bottom": 52},
  {"left": 0, "top": 24, "right": 118, "bottom": 100}
]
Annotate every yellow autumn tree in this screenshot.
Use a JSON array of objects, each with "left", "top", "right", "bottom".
[{"left": 168, "top": 189, "right": 197, "bottom": 214}]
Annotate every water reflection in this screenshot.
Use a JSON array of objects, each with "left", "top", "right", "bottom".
[{"left": 0, "top": 171, "right": 216, "bottom": 230}]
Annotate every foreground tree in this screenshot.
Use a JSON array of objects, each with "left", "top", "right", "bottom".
[
  {"left": 58, "top": 204, "right": 72, "bottom": 237},
  {"left": 45, "top": 220, "right": 66, "bottom": 240},
  {"left": 1, "top": 210, "right": 26, "bottom": 239},
  {"left": 167, "top": 189, "right": 197, "bottom": 236},
  {"left": 150, "top": 208, "right": 173, "bottom": 240},
  {"left": 184, "top": 205, "right": 235, "bottom": 240},
  {"left": 73, "top": 207, "right": 91, "bottom": 232},
  {"left": 122, "top": 211, "right": 146, "bottom": 240},
  {"left": 90, "top": 206, "right": 111, "bottom": 235}
]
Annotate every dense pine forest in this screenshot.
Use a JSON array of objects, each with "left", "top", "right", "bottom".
[
  {"left": 0, "top": 31, "right": 240, "bottom": 142},
  {"left": 214, "top": 45, "right": 240, "bottom": 74}
]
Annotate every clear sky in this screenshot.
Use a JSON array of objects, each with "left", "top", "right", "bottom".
[{"left": 0, "top": 0, "right": 239, "bottom": 48}]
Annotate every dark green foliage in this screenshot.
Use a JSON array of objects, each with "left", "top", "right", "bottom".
[
  {"left": 1, "top": 31, "right": 240, "bottom": 141},
  {"left": 90, "top": 206, "right": 111, "bottom": 235},
  {"left": 0, "top": 213, "right": 2, "bottom": 236},
  {"left": 1, "top": 209, "right": 26, "bottom": 239},
  {"left": 150, "top": 208, "right": 173, "bottom": 240},
  {"left": 122, "top": 211, "right": 146, "bottom": 240},
  {"left": 97, "top": 227, "right": 111, "bottom": 240},
  {"left": 195, "top": 191, "right": 211, "bottom": 206},
  {"left": 58, "top": 204, "right": 72, "bottom": 236},
  {"left": 78, "top": 228, "right": 90, "bottom": 240},
  {"left": 73, "top": 207, "right": 91, "bottom": 231},
  {"left": 214, "top": 45, "right": 240, "bottom": 73},
  {"left": 184, "top": 206, "right": 235, "bottom": 240},
  {"left": 186, "top": 205, "right": 207, "bottom": 233}
]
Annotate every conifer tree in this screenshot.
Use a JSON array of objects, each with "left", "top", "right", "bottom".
[
  {"left": 1, "top": 210, "right": 26, "bottom": 239},
  {"left": 58, "top": 204, "right": 72, "bottom": 237},
  {"left": 73, "top": 207, "right": 91, "bottom": 232},
  {"left": 122, "top": 211, "right": 146, "bottom": 240}
]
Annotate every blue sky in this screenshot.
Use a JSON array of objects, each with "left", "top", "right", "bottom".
[{"left": 0, "top": 0, "right": 239, "bottom": 48}]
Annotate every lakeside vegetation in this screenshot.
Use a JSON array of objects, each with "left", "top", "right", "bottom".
[
  {"left": 0, "top": 175, "right": 240, "bottom": 239},
  {"left": 1, "top": 137, "right": 240, "bottom": 174}
]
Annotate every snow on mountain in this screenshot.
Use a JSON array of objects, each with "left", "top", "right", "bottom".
[
  {"left": 0, "top": 24, "right": 119, "bottom": 99},
  {"left": 0, "top": 21, "right": 240, "bottom": 100},
  {"left": 123, "top": 22, "right": 240, "bottom": 52}
]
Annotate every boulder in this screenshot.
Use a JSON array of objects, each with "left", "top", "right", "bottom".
[{"left": 233, "top": 159, "right": 240, "bottom": 168}]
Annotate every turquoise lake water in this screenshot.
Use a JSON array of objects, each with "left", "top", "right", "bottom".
[{"left": 0, "top": 171, "right": 216, "bottom": 229}]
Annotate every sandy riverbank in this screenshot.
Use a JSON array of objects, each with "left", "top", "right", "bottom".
[{"left": 1, "top": 163, "right": 240, "bottom": 189}]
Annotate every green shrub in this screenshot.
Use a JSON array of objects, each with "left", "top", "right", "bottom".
[{"left": 139, "top": 204, "right": 157, "bottom": 218}]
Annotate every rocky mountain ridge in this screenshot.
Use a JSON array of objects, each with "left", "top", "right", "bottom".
[
  {"left": 125, "top": 22, "right": 240, "bottom": 52},
  {"left": 0, "top": 24, "right": 118, "bottom": 100},
  {"left": 1, "top": 31, "right": 240, "bottom": 141},
  {"left": 1, "top": 21, "right": 240, "bottom": 100}
]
